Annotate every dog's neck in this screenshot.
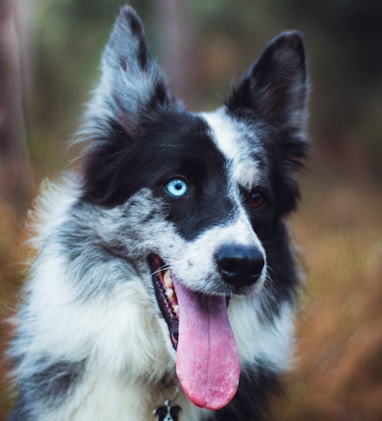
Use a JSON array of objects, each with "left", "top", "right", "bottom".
[{"left": 64, "top": 373, "right": 204, "bottom": 420}]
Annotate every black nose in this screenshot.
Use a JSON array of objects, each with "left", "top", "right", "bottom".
[{"left": 215, "top": 244, "right": 265, "bottom": 288}]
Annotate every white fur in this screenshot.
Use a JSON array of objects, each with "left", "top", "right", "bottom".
[
  {"left": 168, "top": 208, "right": 266, "bottom": 296},
  {"left": 11, "top": 180, "right": 294, "bottom": 420},
  {"left": 229, "top": 298, "right": 295, "bottom": 371},
  {"left": 201, "top": 109, "right": 269, "bottom": 190}
]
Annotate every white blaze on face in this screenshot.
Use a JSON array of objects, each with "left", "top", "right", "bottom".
[
  {"left": 201, "top": 108, "right": 263, "bottom": 191},
  {"left": 153, "top": 109, "right": 269, "bottom": 297}
]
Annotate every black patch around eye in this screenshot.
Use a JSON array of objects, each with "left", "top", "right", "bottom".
[
  {"left": 81, "top": 111, "right": 232, "bottom": 216},
  {"left": 248, "top": 190, "right": 266, "bottom": 209},
  {"left": 240, "top": 187, "right": 274, "bottom": 241},
  {"left": 80, "top": 109, "right": 238, "bottom": 241},
  {"left": 241, "top": 187, "right": 270, "bottom": 209}
]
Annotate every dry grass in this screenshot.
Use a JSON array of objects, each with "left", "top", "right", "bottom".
[
  {"left": 0, "top": 198, "right": 28, "bottom": 419},
  {"left": 275, "top": 176, "right": 382, "bottom": 421},
  {"left": 1, "top": 166, "right": 382, "bottom": 420}
]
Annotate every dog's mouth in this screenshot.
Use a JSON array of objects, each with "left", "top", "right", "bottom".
[
  {"left": 148, "top": 254, "right": 240, "bottom": 410},
  {"left": 149, "top": 254, "right": 180, "bottom": 349}
]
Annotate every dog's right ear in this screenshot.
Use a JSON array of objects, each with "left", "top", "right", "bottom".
[
  {"left": 82, "top": 6, "right": 173, "bottom": 141},
  {"left": 79, "top": 7, "right": 175, "bottom": 205}
]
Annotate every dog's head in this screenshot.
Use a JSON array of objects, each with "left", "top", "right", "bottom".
[{"left": 79, "top": 7, "right": 309, "bottom": 410}]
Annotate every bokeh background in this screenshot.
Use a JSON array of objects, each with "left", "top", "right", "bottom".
[{"left": 1, "top": 0, "right": 382, "bottom": 419}]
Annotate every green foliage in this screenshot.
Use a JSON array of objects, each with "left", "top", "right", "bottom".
[{"left": 28, "top": 0, "right": 382, "bottom": 177}]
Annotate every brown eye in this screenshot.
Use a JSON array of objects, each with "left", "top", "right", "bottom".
[{"left": 248, "top": 190, "right": 265, "bottom": 209}]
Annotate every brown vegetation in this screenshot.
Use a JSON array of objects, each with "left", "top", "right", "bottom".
[{"left": 275, "top": 157, "right": 382, "bottom": 420}]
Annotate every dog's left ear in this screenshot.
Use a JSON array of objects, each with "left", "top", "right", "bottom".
[{"left": 226, "top": 31, "right": 309, "bottom": 142}]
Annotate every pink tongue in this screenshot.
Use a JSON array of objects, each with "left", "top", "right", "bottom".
[{"left": 173, "top": 280, "right": 240, "bottom": 410}]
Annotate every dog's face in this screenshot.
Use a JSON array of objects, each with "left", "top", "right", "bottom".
[{"left": 79, "top": 7, "right": 308, "bottom": 410}]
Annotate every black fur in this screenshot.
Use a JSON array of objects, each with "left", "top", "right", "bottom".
[
  {"left": 82, "top": 111, "right": 235, "bottom": 241},
  {"left": 215, "top": 364, "right": 282, "bottom": 421},
  {"left": 8, "top": 358, "right": 85, "bottom": 420}
]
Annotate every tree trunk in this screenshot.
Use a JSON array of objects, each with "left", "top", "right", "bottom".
[
  {"left": 151, "top": 0, "right": 198, "bottom": 108},
  {"left": 0, "top": 0, "right": 33, "bottom": 215}
]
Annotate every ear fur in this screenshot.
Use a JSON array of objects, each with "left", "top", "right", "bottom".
[
  {"left": 82, "top": 6, "right": 173, "bottom": 141},
  {"left": 79, "top": 7, "right": 177, "bottom": 204},
  {"left": 226, "top": 32, "right": 310, "bottom": 216},
  {"left": 226, "top": 31, "right": 309, "bottom": 141}
]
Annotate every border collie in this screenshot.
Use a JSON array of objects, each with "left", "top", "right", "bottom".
[{"left": 8, "top": 6, "right": 309, "bottom": 420}]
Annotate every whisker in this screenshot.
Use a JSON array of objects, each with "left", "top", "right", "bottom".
[{"left": 150, "top": 263, "right": 170, "bottom": 278}]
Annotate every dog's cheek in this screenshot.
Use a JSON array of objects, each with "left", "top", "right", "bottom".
[
  {"left": 107, "top": 191, "right": 186, "bottom": 260},
  {"left": 248, "top": 208, "right": 275, "bottom": 242}
]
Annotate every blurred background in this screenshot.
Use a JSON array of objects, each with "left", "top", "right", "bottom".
[{"left": 1, "top": 0, "right": 382, "bottom": 419}]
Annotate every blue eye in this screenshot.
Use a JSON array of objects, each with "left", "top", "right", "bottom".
[{"left": 166, "top": 178, "right": 188, "bottom": 198}]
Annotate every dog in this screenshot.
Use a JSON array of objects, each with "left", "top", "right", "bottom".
[{"left": 7, "top": 5, "right": 309, "bottom": 420}]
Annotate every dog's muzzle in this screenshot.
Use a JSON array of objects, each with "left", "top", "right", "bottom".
[{"left": 215, "top": 244, "right": 265, "bottom": 288}]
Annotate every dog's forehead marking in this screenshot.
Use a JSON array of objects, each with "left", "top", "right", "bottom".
[{"left": 201, "top": 109, "right": 261, "bottom": 189}]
